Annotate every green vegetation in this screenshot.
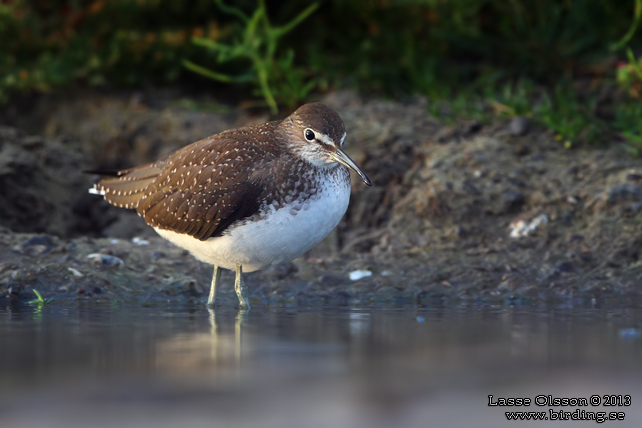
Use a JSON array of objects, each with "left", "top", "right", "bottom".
[
  {"left": 0, "top": 0, "right": 218, "bottom": 99},
  {"left": 0, "top": 0, "right": 641, "bottom": 149},
  {"left": 427, "top": 81, "right": 606, "bottom": 148},
  {"left": 184, "top": 0, "right": 318, "bottom": 113},
  {"left": 26, "top": 289, "right": 52, "bottom": 306}
]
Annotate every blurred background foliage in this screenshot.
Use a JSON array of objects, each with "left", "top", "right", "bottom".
[{"left": 0, "top": 0, "right": 641, "bottom": 148}]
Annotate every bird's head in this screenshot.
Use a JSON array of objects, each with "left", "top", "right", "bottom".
[{"left": 282, "top": 103, "right": 371, "bottom": 186}]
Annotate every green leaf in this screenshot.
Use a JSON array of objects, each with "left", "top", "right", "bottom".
[{"left": 182, "top": 60, "right": 236, "bottom": 83}]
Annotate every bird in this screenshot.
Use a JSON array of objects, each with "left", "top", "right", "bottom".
[{"left": 89, "top": 102, "right": 371, "bottom": 309}]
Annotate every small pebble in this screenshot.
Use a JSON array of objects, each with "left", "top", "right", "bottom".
[
  {"left": 87, "top": 253, "right": 124, "bottom": 267},
  {"left": 626, "top": 169, "right": 642, "bottom": 181},
  {"left": 22, "top": 235, "right": 55, "bottom": 248},
  {"left": 349, "top": 270, "right": 372, "bottom": 281},
  {"left": 555, "top": 262, "right": 575, "bottom": 273},
  {"left": 507, "top": 116, "right": 531, "bottom": 136},
  {"left": 132, "top": 237, "right": 149, "bottom": 246},
  {"left": 509, "top": 214, "right": 548, "bottom": 238},
  {"left": 607, "top": 184, "right": 642, "bottom": 204},
  {"left": 18, "top": 235, "right": 55, "bottom": 256},
  {"left": 67, "top": 267, "right": 84, "bottom": 277}
]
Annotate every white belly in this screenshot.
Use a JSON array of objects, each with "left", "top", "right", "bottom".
[{"left": 154, "top": 178, "right": 350, "bottom": 272}]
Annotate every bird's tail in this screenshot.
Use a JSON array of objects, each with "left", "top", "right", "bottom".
[{"left": 88, "top": 163, "right": 164, "bottom": 209}]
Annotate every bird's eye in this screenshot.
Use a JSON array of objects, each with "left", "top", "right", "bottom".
[{"left": 304, "top": 129, "right": 315, "bottom": 141}]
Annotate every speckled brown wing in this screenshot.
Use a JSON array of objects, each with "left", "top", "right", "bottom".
[
  {"left": 91, "top": 162, "right": 166, "bottom": 210},
  {"left": 95, "top": 135, "right": 277, "bottom": 241}
]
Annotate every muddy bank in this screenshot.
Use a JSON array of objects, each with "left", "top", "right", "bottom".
[{"left": 1, "top": 90, "right": 641, "bottom": 306}]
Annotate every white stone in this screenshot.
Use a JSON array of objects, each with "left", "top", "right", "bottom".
[{"left": 349, "top": 270, "right": 372, "bottom": 281}]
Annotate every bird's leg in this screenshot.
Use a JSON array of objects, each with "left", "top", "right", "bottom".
[
  {"left": 207, "top": 265, "right": 221, "bottom": 308},
  {"left": 234, "top": 264, "right": 250, "bottom": 309}
]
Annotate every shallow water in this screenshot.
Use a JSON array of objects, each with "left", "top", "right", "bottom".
[{"left": 1, "top": 301, "right": 642, "bottom": 427}]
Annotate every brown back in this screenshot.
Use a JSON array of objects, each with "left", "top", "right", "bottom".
[{"left": 95, "top": 122, "right": 286, "bottom": 241}]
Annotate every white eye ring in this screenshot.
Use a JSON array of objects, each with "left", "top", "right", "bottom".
[{"left": 304, "top": 129, "right": 316, "bottom": 141}]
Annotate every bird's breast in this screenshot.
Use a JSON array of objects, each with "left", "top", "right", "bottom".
[{"left": 155, "top": 166, "right": 351, "bottom": 271}]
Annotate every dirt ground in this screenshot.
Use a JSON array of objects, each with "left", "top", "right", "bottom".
[{"left": 1, "top": 89, "right": 642, "bottom": 307}]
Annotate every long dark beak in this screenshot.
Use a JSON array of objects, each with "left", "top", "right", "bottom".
[{"left": 330, "top": 148, "right": 372, "bottom": 186}]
